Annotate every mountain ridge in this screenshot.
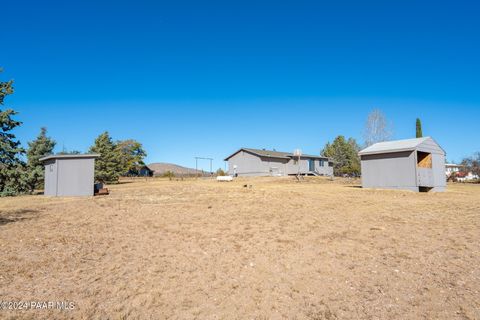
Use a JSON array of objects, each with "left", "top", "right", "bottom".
[{"left": 147, "top": 162, "right": 206, "bottom": 176}]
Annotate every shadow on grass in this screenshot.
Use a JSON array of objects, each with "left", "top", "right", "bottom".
[
  {"left": 115, "top": 180, "right": 135, "bottom": 185},
  {"left": 344, "top": 185, "right": 363, "bottom": 189},
  {"left": 0, "top": 209, "right": 39, "bottom": 226}
]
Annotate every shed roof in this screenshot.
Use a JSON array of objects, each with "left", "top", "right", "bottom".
[
  {"left": 39, "top": 154, "right": 100, "bottom": 162},
  {"left": 358, "top": 137, "right": 444, "bottom": 156},
  {"left": 224, "top": 148, "right": 329, "bottom": 161}
]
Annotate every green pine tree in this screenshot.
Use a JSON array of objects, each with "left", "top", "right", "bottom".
[
  {"left": 0, "top": 70, "right": 28, "bottom": 196},
  {"left": 89, "top": 132, "right": 122, "bottom": 183},
  {"left": 26, "top": 127, "right": 56, "bottom": 193},
  {"left": 321, "top": 136, "right": 361, "bottom": 176},
  {"left": 416, "top": 118, "right": 423, "bottom": 138}
]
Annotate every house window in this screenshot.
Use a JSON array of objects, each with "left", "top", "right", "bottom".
[
  {"left": 319, "top": 160, "right": 325, "bottom": 167},
  {"left": 50, "top": 164, "right": 54, "bottom": 172}
]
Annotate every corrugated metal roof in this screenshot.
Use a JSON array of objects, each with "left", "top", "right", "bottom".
[
  {"left": 358, "top": 137, "right": 431, "bottom": 155},
  {"left": 224, "top": 148, "right": 329, "bottom": 161}
]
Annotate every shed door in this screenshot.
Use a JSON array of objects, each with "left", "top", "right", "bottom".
[
  {"left": 417, "top": 168, "right": 434, "bottom": 187},
  {"left": 44, "top": 162, "right": 58, "bottom": 196},
  {"left": 308, "top": 159, "right": 315, "bottom": 171},
  {"left": 416, "top": 151, "right": 434, "bottom": 187}
]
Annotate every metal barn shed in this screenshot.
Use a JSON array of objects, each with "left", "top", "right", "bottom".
[
  {"left": 359, "top": 137, "right": 446, "bottom": 192},
  {"left": 39, "top": 154, "right": 99, "bottom": 196}
]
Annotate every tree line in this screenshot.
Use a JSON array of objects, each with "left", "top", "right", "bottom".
[
  {"left": 321, "top": 108, "right": 394, "bottom": 177},
  {"left": 460, "top": 153, "right": 480, "bottom": 180},
  {"left": 0, "top": 71, "right": 146, "bottom": 196},
  {"left": 4, "top": 69, "right": 476, "bottom": 196}
]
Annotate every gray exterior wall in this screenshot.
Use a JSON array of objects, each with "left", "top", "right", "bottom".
[
  {"left": 360, "top": 139, "right": 446, "bottom": 192},
  {"left": 227, "top": 151, "right": 333, "bottom": 177},
  {"left": 284, "top": 157, "right": 332, "bottom": 175},
  {"left": 360, "top": 151, "right": 418, "bottom": 191},
  {"left": 227, "top": 150, "right": 288, "bottom": 176},
  {"left": 44, "top": 158, "right": 96, "bottom": 196},
  {"left": 416, "top": 139, "right": 446, "bottom": 191},
  {"left": 429, "top": 152, "right": 446, "bottom": 192},
  {"left": 44, "top": 159, "right": 58, "bottom": 196},
  {"left": 416, "top": 138, "right": 445, "bottom": 155}
]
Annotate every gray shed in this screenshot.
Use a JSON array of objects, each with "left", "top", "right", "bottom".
[
  {"left": 39, "top": 154, "right": 100, "bottom": 196},
  {"left": 359, "top": 137, "right": 446, "bottom": 192}
]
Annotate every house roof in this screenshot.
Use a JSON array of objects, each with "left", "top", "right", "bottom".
[
  {"left": 358, "top": 137, "right": 443, "bottom": 156},
  {"left": 39, "top": 153, "right": 100, "bottom": 162},
  {"left": 446, "top": 163, "right": 464, "bottom": 168},
  {"left": 138, "top": 165, "right": 154, "bottom": 171},
  {"left": 224, "top": 148, "right": 329, "bottom": 161}
]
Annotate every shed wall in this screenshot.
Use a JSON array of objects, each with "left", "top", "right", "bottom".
[
  {"left": 361, "top": 151, "right": 417, "bottom": 190},
  {"left": 431, "top": 152, "right": 446, "bottom": 191},
  {"left": 417, "top": 139, "right": 445, "bottom": 155},
  {"left": 43, "top": 159, "right": 57, "bottom": 196},
  {"left": 55, "top": 158, "right": 95, "bottom": 196}
]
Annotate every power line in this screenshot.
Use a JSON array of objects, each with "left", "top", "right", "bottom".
[{"left": 195, "top": 157, "right": 213, "bottom": 176}]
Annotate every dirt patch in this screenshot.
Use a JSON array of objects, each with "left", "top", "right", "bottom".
[
  {"left": 0, "top": 178, "right": 479, "bottom": 319},
  {"left": 0, "top": 208, "right": 40, "bottom": 226}
]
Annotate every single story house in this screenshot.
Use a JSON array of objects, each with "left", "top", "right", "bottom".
[
  {"left": 224, "top": 148, "right": 333, "bottom": 177},
  {"left": 127, "top": 165, "right": 154, "bottom": 177},
  {"left": 445, "top": 163, "right": 464, "bottom": 177},
  {"left": 359, "top": 137, "right": 446, "bottom": 192}
]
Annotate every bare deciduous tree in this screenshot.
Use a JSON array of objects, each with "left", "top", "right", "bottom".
[
  {"left": 363, "top": 109, "right": 393, "bottom": 147},
  {"left": 462, "top": 152, "right": 480, "bottom": 180}
]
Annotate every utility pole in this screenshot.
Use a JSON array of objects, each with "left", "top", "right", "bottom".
[{"left": 194, "top": 157, "right": 214, "bottom": 178}]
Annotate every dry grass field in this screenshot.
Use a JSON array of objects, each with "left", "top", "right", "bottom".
[{"left": 0, "top": 177, "right": 479, "bottom": 319}]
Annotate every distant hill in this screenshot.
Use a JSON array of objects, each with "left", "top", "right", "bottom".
[{"left": 147, "top": 162, "right": 206, "bottom": 176}]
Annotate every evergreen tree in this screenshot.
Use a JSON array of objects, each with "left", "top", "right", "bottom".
[
  {"left": 116, "top": 139, "right": 147, "bottom": 175},
  {"left": 26, "top": 127, "right": 56, "bottom": 193},
  {"left": 321, "top": 136, "right": 361, "bottom": 176},
  {"left": 416, "top": 118, "right": 423, "bottom": 138},
  {"left": 89, "top": 132, "right": 122, "bottom": 183},
  {"left": 57, "top": 149, "right": 81, "bottom": 155},
  {"left": 0, "top": 70, "right": 28, "bottom": 196}
]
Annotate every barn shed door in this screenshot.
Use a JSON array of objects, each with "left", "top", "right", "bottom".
[
  {"left": 416, "top": 151, "right": 434, "bottom": 187},
  {"left": 417, "top": 168, "right": 434, "bottom": 187}
]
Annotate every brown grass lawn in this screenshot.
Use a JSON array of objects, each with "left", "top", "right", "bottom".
[{"left": 0, "top": 177, "right": 479, "bottom": 319}]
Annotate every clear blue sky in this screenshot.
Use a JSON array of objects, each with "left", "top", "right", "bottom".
[{"left": 2, "top": 0, "right": 479, "bottom": 170}]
